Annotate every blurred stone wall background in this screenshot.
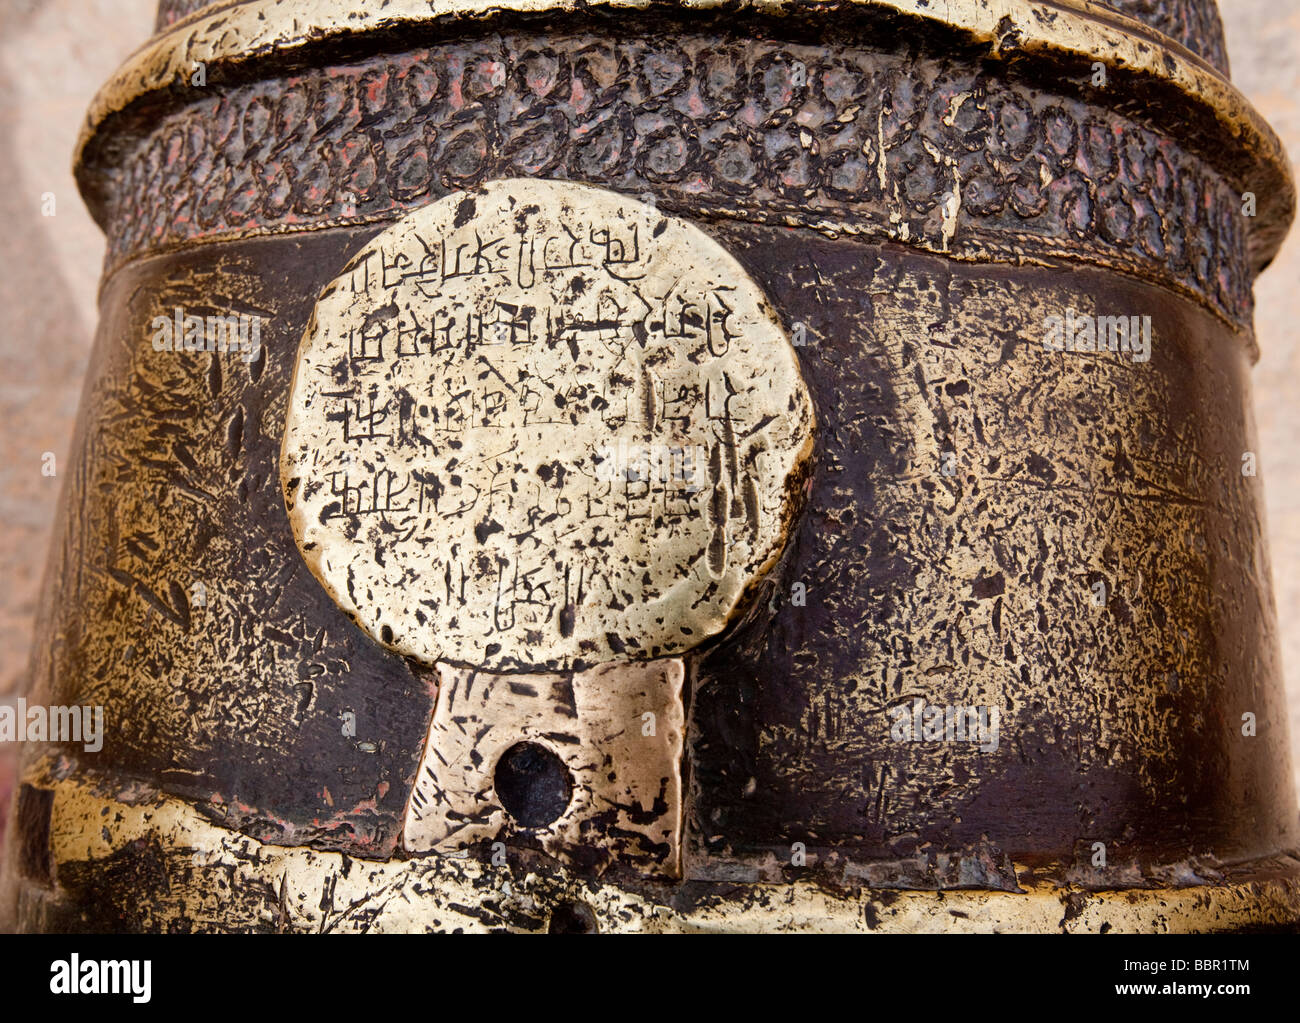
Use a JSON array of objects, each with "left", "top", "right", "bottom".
[{"left": 0, "top": 1, "right": 1297, "bottom": 820}]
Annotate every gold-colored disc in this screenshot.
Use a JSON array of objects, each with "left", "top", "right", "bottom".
[{"left": 281, "top": 178, "right": 813, "bottom": 670}]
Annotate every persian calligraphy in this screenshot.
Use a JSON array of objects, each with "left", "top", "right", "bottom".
[{"left": 281, "top": 179, "right": 814, "bottom": 671}]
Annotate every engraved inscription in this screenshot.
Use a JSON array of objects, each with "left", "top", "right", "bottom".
[{"left": 282, "top": 179, "right": 814, "bottom": 670}]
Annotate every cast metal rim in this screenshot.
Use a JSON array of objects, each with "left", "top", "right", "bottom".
[
  {"left": 71, "top": 0, "right": 1294, "bottom": 275},
  {"left": 7, "top": 766, "right": 1300, "bottom": 933}
]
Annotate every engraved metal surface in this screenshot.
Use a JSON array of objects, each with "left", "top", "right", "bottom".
[{"left": 281, "top": 179, "right": 814, "bottom": 670}]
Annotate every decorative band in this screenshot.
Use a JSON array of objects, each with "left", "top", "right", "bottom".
[
  {"left": 101, "top": 33, "right": 1253, "bottom": 324},
  {"left": 77, "top": 0, "right": 1287, "bottom": 235}
]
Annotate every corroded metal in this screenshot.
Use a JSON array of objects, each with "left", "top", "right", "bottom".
[{"left": 3, "top": 0, "right": 1299, "bottom": 933}]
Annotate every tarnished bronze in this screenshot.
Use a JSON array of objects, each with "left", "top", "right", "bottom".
[{"left": 3, "top": 0, "right": 1299, "bottom": 932}]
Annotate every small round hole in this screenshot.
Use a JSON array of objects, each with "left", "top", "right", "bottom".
[
  {"left": 493, "top": 741, "right": 573, "bottom": 828},
  {"left": 548, "top": 901, "right": 598, "bottom": 934}
]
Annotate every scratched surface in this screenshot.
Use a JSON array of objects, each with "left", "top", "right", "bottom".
[
  {"left": 17, "top": 217, "right": 1297, "bottom": 886},
  {"left": 22, "top": 228, "right": 434, "bottom": 858},
  {"left": 146, "top": 0, "right": 1235, "bottom": 74},
  {"left": 10, "top": 761, "right": 1300, "bottom": 932},
  {"left": 688, "top": 225, "right": 1298, "bottom": 877}
]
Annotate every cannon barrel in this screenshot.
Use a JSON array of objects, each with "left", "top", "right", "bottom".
[{"left": 2, "top": 0, "right": 1298, "bottom": 932}]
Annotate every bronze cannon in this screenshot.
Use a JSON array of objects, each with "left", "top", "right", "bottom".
[{"left": 2, "top": 0, "right": 1298, "bottom": 933}]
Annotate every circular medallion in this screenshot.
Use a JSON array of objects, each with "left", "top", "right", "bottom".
[{"left": 281, "top": 178, "right": 813, "bottom": 671}]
